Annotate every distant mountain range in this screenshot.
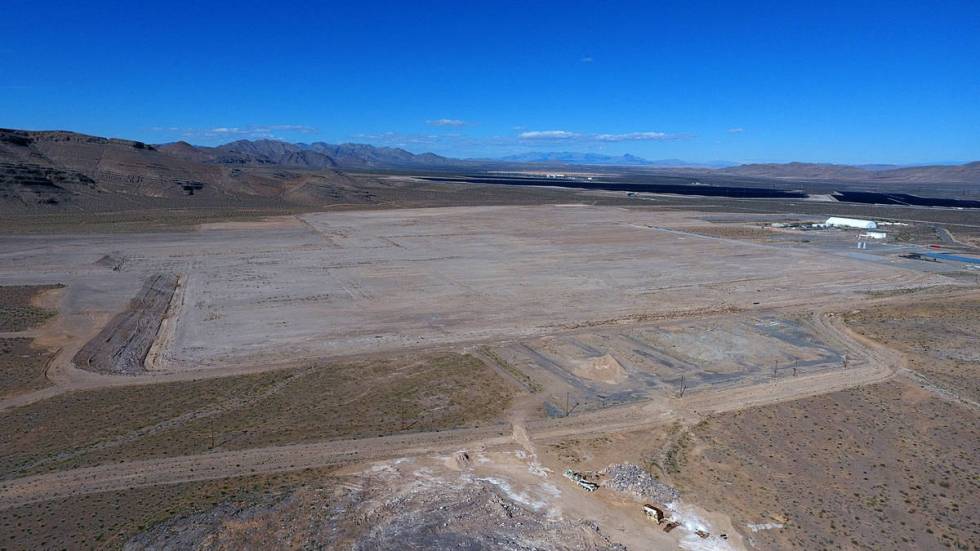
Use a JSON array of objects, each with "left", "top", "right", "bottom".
[
  {"left": 494, "top": 151, "right": 734, "bottom": 168},
  {"left": 714, "top": 161, "right": 980, "bottom": 183},
  {"left": 158, "top": 139, "right": 457, "bottom": 169},
  {"left": 2, "top": 127, "right": 977, "bottom": 211}
]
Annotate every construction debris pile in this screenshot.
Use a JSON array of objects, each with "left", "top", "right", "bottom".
[
  {"left": 563, "top": 469, "right": 599, "bottom": 492},
  {"left": 600, "top": 463, "right": 679, "bottom": 504},
  {"left": 126, "top": 468, "right": 630, "bottom": 550}
]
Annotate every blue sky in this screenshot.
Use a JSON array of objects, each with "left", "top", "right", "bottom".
[{"left": 2, "top": 0, "right": 978, "bottom": 164}]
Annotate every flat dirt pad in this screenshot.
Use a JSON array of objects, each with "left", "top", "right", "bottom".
[
  {"left": 0, "top": 338, "right": 54, "bottom": 398},
  {"left": 0, "top": 206, "right": 950, "bottom": 375},
  {"left": 486, "top": 313, "right": 850, "bottom": 418},
  {"left": 0, "top": 353, "right": 513, "bottom": 477},
  {"left": 158, "top": 206, "right": 943, "bottom": 371},
  {"left": 671, "top": 380, "right": 978, "bottom": 550}
]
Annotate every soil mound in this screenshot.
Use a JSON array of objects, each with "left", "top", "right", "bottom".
[{"left": 572, "top": 354, "right": 628, "bottom": 385}]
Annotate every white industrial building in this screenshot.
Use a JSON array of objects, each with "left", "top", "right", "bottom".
[
  {"left": 860, "top": 231, "right": 887, "bottom": 239},
  {"left": 825, "top": 217, "right": 877, "bottom": 229}
]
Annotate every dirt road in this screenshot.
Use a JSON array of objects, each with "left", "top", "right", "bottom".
[{"left": 0, "top": 306, "right": 902, "bottom": 510}]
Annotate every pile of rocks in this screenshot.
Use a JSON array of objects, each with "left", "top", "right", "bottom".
[{"left": 600, "top": 463, "right": 679, "bottom": 504}]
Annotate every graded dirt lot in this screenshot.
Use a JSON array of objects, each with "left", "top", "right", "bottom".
[
  {"left": 0, "top": 205, "right": 949, "bottom": 381},
  {"left": 0, "top": 203, "right": 977, "bottom": 550}
]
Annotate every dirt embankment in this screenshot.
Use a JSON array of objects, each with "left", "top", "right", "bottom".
[{"left": 72, "top": 273, "right": 178, "bottom": 375}]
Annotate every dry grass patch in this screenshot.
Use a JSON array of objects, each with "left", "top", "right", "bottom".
[
  {"left": 1, "top": 353, "right": 514, "bottom": 477},
  {"left": 0, "top": 371, "right": 291, "bottom": 478},
  {"left": 76, "top": 353, "right": 514, "bottom": 465},
  {"left": 844, "top": 298, "right": 980, "bottom": 403},
  {"left": 0, "top": 285, "right": 61, "bottom": 332},
  {"left": 683, "top": 225, "right": 775, "bottom": 240},
  {"left": 0, "top": 466, "right": 341, "bottom": 550},
  {"left": 669, "top": 381, "right": 978, "bottom": 550},
  {"left": 0, "top": 338, "right": 54, "bottom": 398}
]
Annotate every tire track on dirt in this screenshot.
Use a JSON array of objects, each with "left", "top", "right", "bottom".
[
  {"left": 9, "top": 365, "right": 318, "bottom": 478},
  {"left": 0, "top": 309, "right": 903, "bottom": 511}
]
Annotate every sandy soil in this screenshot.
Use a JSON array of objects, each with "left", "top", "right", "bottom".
[{"left": 0, "top": 205, "right": 977, "bottom": 549}]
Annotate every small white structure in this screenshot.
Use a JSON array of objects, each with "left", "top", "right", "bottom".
[
  {"left": 860, "top": 231, "right": 887, "bottom": 239},
  {"left": 825, "top": 217, "right": 877, "bottom": 229}
]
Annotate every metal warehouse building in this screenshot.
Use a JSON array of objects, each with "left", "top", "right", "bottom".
[{"left": 825, "top": 217, "right": 877, "bottom": 229}]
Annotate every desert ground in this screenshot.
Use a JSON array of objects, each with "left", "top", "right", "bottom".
[{"left": 1, "top": 199, "right": 978, "bottom": 550}]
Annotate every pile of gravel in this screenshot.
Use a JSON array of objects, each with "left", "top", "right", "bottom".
[{"left": 600, "top": 463, "right": 679, "bottom": 504}]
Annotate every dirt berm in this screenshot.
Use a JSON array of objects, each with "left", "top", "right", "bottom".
[{"left": 73, "top": 273, "right": 178, "bottom": 375}]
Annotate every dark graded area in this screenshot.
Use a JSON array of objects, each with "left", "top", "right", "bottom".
[
  {"left": 0, "top": 284, "right": 62, "bottom": 332},
  {"left": 833, "top": 191, "right": 980, "bottom": 209},
  {"left": 421, "top": 173, "right": 980, "bottom": 208},
  {"left": 630, "top": 192, "right": 980, "bottom": 231},
  {"left": 0, "top": 353, "right": 514, "bottom": 478},
  {"left": 421, "top": 174, "right": 809, "bottom": 199}
]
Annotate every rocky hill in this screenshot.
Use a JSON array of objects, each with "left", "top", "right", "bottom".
[
  {"left": 716, "top": 161, "right": 980, "bottom": 184},
  {"left": 158, "top": 139, "right": 455, "bottom": 170},
  {"left": 0, "top": 129, "right": 366, "bottom": 210}
]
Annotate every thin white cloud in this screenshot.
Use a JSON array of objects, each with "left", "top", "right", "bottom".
[
  {"left": 427, "top": 118, "right": 467, "bottom": 127},
  {"left": 151, "top": 124, "right": 318, "bottom": 141},
  {"left": 728, "top": 127, "right": 744, "bottom": 134},
  {"left": 581, "top": 56, "right": 593, "bottom": 63},
  {"left": 323, "top": 127, "right": 693, "bottom": 156},
  {"left": 519, "top": 130, "right": 581, "bottom": 140},
  {"left": 595, "top": 131, "right": 668, "bottom": 142},
  {"left": 520, "top": 129, "right": 689, "bottom": 142},
  {"left": 353, "top": 131, "right": 514, "bottom": 148}
]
